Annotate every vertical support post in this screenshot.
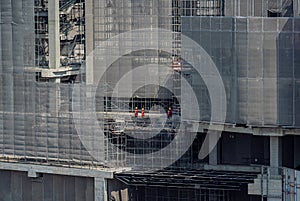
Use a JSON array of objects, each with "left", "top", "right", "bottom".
[
  {"left": 261, "top": 166, "right": 264, "bottom": 201},
  {"left": 270, "top": 136, "right": 282, "bottom": 175},
  {"left": 208, "top": 131, "right": 219, "bottom": 166},
  {"left": 85, "top": 0, "right": 94, "bottom": 84},
  {"left": 297, "top": 170, "right": 300, "bottom": 201},
  {"left": 48, "top": 0, "right": 60, "bottom": 69},
  {"left": 95, "top": 177, "right": 108, "bottom": 201},
  {"left": 295, "top": 0, "right": 300, "bottom": 16}
]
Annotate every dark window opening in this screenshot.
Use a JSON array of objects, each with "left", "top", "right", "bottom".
[{"left": 268, "top": 10, "right": 281, "bottom": 17}]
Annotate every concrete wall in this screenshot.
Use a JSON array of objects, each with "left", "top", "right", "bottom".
[{"left": 0, "top": 170, "right": 94, "bottom": 201}]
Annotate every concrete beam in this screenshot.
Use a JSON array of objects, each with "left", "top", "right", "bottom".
[
  {"left": 253, "top": 127, "right": 284, "bottom": 136},
  {"left": 40, "top": 66, "right": 80, "bottom": 78},
  {"left": 48, "top": 0, "right": 60, "bottom": 69},
  {"left": 0, "top": 162, "right": 114, "bottom": 179},
  {"left": 28, "top": 169, "right": 41, "bottom": 178},
  {"left": 203, "top": 164, "right": 261, "bottom": 173},
  {"left": 197, "top": 122, "right": 253, "bottom": 134},
  {"left": 197, "top": 121, "right": 300, "bottom": 137},
  {"left": 25, "top": 66, "right": 80, "bottom": 79}
]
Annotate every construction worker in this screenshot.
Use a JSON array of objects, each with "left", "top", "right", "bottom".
[
  {"left": 167, "top": 107, "right": 172, "bottom": 118},
  {"left": 141, "top": 107, "right": 145, "bottom": 117},
  {"left": 134, "top": 107, "right": 138, "bottom": 117}
]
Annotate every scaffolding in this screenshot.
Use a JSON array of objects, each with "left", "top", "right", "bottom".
[
  {"left": 34, "top": 0, "right": 85, "bottom": 82},
  {"left": 114, "top": 168, "right": 269, "bottom": 201},
  {"left": 1, "top": 0, "right": 300, "bottom": 200},
  {"left": 0, "top": 0, "right": 298, "bottom": 168},
  {"left": 0, "top": 0, "right": 296, "bottom": 168}
]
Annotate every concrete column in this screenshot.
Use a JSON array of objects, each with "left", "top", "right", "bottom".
[
  {"left": 270, "top": 136, "right": 282, "bottom": 175},
  {"left": 48, "top": 0, "right": 60, "bottom": 69},
  {"left": 95, "top": 177, "right": 108, "bottom": 201},
  {"left": 85, "top": 0, "right": 94, "bottom": 84},
  {"left": 295, "top": 0, "right": 300, "bottom": 16},
  {"left": 209, "top": 147, "right": 218, "bottom": 166},
  {"left": 208, "top": 131, "right": 219, "bottom": 166}
]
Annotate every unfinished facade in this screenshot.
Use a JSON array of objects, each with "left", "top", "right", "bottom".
[{"left": 0, "top": 0, "right": 300, "bottom": 200}]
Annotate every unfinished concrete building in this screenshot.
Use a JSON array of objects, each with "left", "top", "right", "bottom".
[{"left": 0, "top": 0, "right": 300, "bottom": 200}]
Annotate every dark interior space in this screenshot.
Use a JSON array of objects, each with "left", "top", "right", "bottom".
[
  {"left": 125, "top": 185, "right": 260, "bottom": 201},
  {"left": 220, "top": 133, "right": 270, "bottom": 166},
  {"left": 282, "top": 135, "right": 300, "bottom": 170}
]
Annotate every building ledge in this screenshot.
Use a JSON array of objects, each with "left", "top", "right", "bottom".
[
  {"left": 0, "top": 161, "right": 115, "bottom": 179},
  {"left": 26, "top": 66, "right": 80, "bottom": 78}
]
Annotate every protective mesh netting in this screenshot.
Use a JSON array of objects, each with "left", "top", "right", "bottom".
[{"left": 0, "top": 0, "right": 299, "bottom": 169}]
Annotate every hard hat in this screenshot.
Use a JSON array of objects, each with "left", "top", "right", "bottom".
[{"left": 135, "top": 107, "right": 138, "bottom": 109}]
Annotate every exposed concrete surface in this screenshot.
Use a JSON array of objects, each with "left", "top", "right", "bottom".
[
  {"left": 0, "top": 161, "right": 114, "bottom": 179},
  {"left": 0, "top": 162, "right": 122, "bottom": 201},
  {"left": 95, "top": 177, "right": 108, "bottom": 201},
  {"left": 248, "top": 176, "right": 282, "bottom": 199},
  {"left": 48, "top": 0, "right": 60, "bottom": 69},
  {"left": 204, "top": 164, "right": 261, "bottom": 172},
  {"left": 0, "top": 169, "right": 94, "bottom": 201}
]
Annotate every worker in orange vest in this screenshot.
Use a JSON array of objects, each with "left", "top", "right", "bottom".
[
  {"left": 134, "top": 107, "right": 138, "bottom": 117},
  {"left": 141, "top": 107, "right": 145, "bottom": 117},
  {"left": 167, "top": 107, "right": 172, "bottom": 118}
]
